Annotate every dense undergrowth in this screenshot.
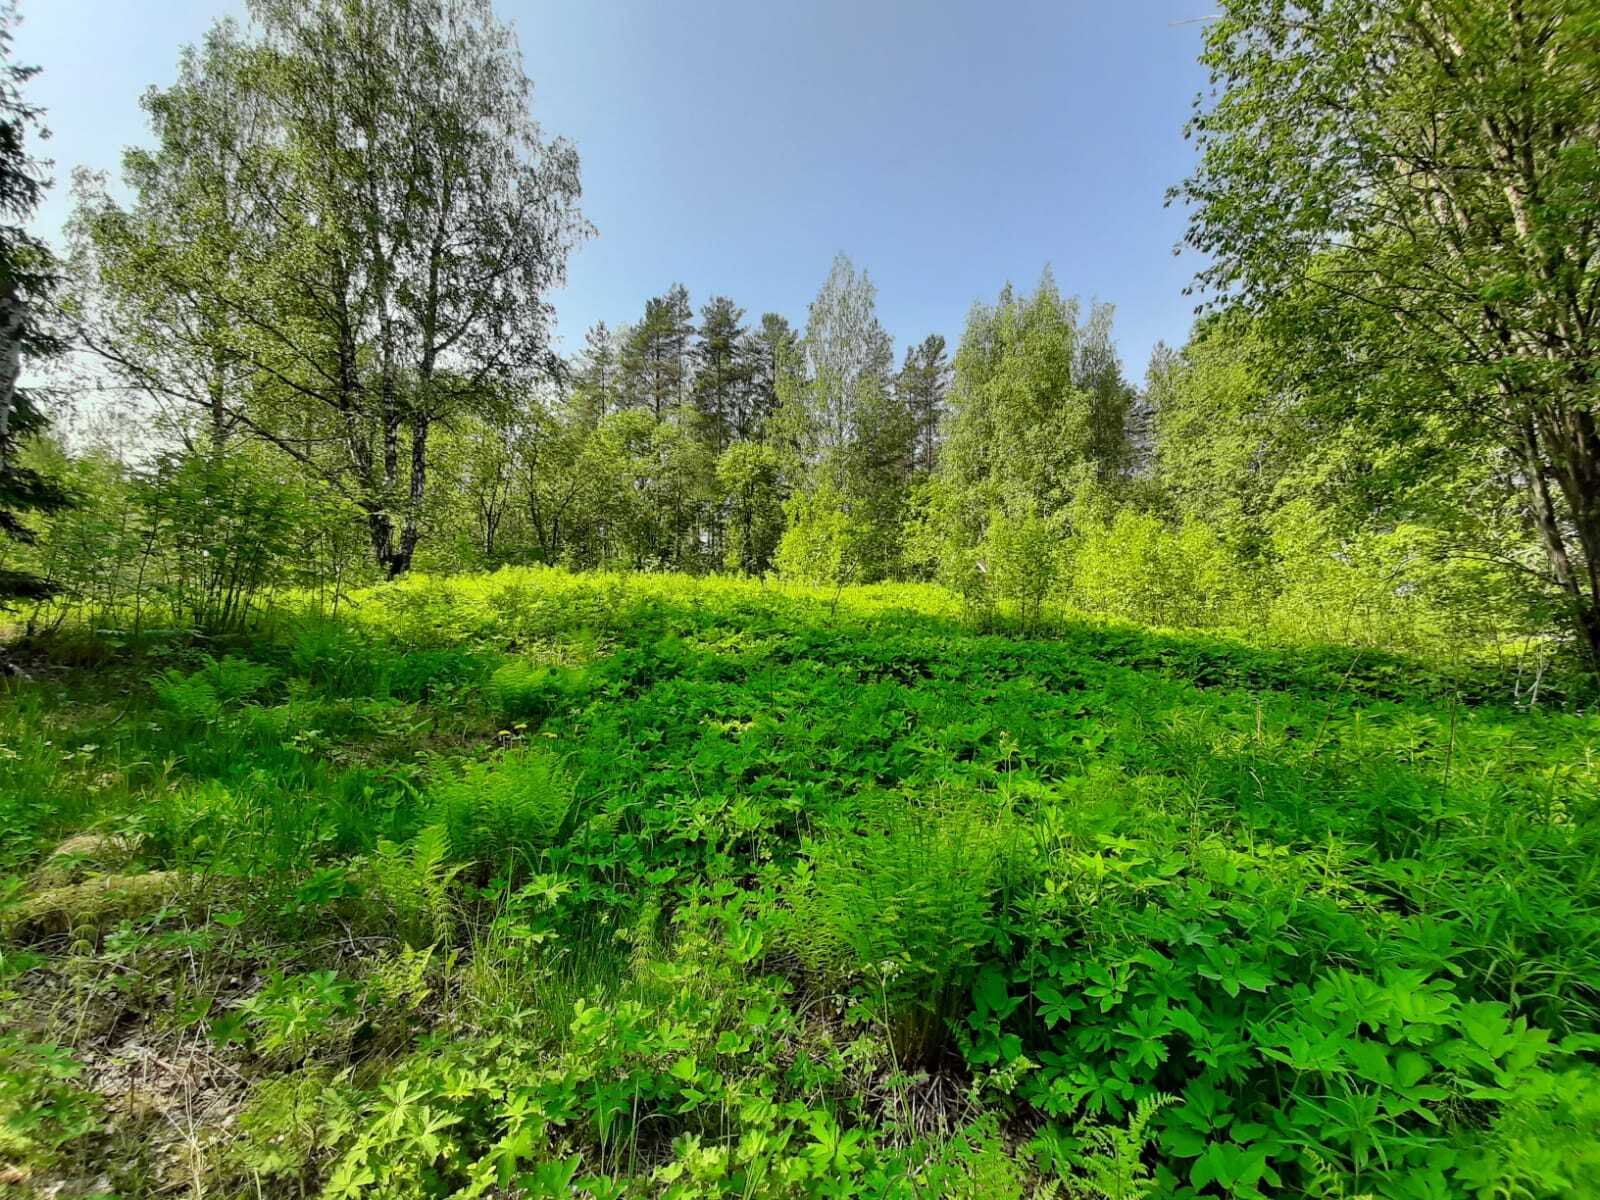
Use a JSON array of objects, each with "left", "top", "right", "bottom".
[{"left": 2, "top": 567, "right": 1597, "bottom": 1198}]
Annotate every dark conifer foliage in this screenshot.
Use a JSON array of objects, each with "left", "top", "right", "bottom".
[
  {"left": 896, "top": 334, "right": 950, "bottom": 477},
  {"left": 0, "top": 3, "right": 69, "bottom": 607}
]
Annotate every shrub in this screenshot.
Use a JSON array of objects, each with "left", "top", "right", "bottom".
[
  {"left": 981, "top": 503, "right": 1062, "bottom": 628},
  {"left": 774, "top": 483, "right": 862, "bottom": 590},
  {"left": 782, "top": 796, "right": 1018, "bottom": 1064},
  {"left": 0, "top": 1036, "right": 102, "bottom": 1174},
  {"left": 384, "top": 648, "right": 483, "bottom": 702},
  {"left": 1068, "top": 510, "right": 1247, "bottom": 629},
  {"left": 151, "top": 654, "right": 278, "bottom": 722},
  {"left": 428, "top": 749, "right": 576, "bottom": 876},
  {"left": 487, "top": 660, "right": 588, "bottom": 722},
  {"left": 135, "top": 447, "right": 334, "bottom": 632},
  {"left": 1456, "top": 1064, "right": 1600, "bottom": 1198},
  {"left": 287, "top": 621, "right": 382, "bottom": 696}
]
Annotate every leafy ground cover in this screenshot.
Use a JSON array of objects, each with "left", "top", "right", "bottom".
[{"left": 2, "top": 567, "right": 1597, "bottom": 1198}]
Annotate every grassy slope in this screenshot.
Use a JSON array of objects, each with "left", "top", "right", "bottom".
[{"left": 1, "top": 567, "right": 1597, "bottom": 1198}]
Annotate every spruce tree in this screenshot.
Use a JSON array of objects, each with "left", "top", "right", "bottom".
[
  {"left": 0, "top": 5, "right": 70, "bottom": 610},
  {"left": 741, "top": 313, "right": 797, "bottom": 442},
  {"left": 571, "top": 321, "right": 620, "bottom": 427}
]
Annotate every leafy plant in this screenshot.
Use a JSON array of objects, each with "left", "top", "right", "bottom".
[
  {"left": 488, "top": 660, "right": 589, "bottom": 722},
  {"left": 1061, "top": 1094, "right": 1174, "bottom": 1200},
  {"left": 237, "top": 969, "right": 359, "bottom": 1063},
  {"left": 0, "top": 1036, "right": 102, "bottom": 1166},
  {"left": 369, "top": 824, "right": 462, "bottom": 949},
  {"left": 429, "top": 749, "right": 576, "bottom": 876},
  {"left": 783, "top": 796, "right": 1018, "bottom": 1063},
  {"left": 151, "top": 653, "right": 278, "bottom": 722}
]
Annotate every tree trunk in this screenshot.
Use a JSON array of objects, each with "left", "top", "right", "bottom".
[
  {"left": 1520, "top": 414, "right": 1600, "bottom": 675},
  {"left": 388, "top": 412, "right": 430, "bottom": 579},
  {"left": 0, "top": 285, "right": 23, "bottom": 472}
]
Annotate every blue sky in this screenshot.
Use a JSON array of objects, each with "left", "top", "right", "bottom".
[{"left": 19, "top": 0, "right": 1213, "bottom": 379}]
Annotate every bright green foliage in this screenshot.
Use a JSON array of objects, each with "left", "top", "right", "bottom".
[
  {"left": 23, "top": 0, "right": 1595, "bottom": 693},
  {"left": 0, "top": 1036, "right": 101, "bottom": 1170},
  {"left": 10, "top": 439, "right": 366, "bottom": 636},
  {"left": 1458, "top": 1066, "right": 1600, "bottom": 1198},
  {"left": 4, "top": 565, "right": 1599, "bottom": 1197},
  {"left": 1069, "top": 509, "right": 1245, "bottom": 630},
  {"left": 428, "top": 748, "right": 575, "bottom": 875},
  {"left": 716, "top": 441, "right": 785, "bottom": 576},
  {"left": 70, "top": 0, "right": 589, "bottom": 579},
  {"left": 581, "top": 409, "right": 716, "bottom": 571},
  {"left": 774, "top": 479, "right": 862, "bottom": 589},
  {"left": 139, "top": 447, "right": 345, "bottom": 631},
  {"left": 1147, "top": 321, "right": 1291, "bottom": 562},
  {"left": 981, "top": 503, "right": 1061, "bottom": 629},
  {"left": 916, "top": 273, "right": 1136, "bottom": 604},
  {"left": 237, "top": 968, "right": 359, "bottom": 1064},
  {"left": 12, "top": 0, "right": 1600, "bottom": 1188},
  {"left": 370, "top": 825, "right": 462, "bottom": 950},
  {"left": 938, "top": 274, "right": 1087, "bottom": 520},
  {"left": 8, "top": 444, "right": 143, "bottom": 631},
  {"left": 488, "top": 659, "right": 588, "bottom": 722},
  {"left": 775, "top": 255, "right": 916, "bottom": 583},
  {"left": 152, "top": 653, "right": 279, "bottom": 723},
  {"left": 1179, "top": 0, "right": 1600, "bottom": 671},
  {"left": 450, "top": 301, "right": 802, "bottom": 579},
  {"left": 1062, "top": 1094, "right": 1174, "bottom": 1200},
  {"left": 784, "top": 796, "right": 1018, "bottom": 1064}
]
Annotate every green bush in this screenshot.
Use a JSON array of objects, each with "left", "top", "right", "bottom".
[
  {"left": 287, "top": 621, "right": 384, "bottom": 696},
  {"left": 152, "top": 654, "right": 279, "bottom": 722},
  {"left": 428, "top": 748, "right": 576, "bottom": 876},
  {"left": 1068, "top": 510, "right": 1248, "bottom": 629},
  {"left": 488, "top": 659, "right": 589, "bottom": 722},
  {"left": 0, "top": 1036, "right": 102, "bottom": 1173},
  {"left": 783, "top": 796, "right": 1019, "bottom": 1064},
  {"left": 384, "top": 648, "right": 483, "bottom": 702},
  {"left": 774, "top": 482, "right": 862, "bottom": 589},
  {"left": 136, "top": 446, "right": 337, "bottom": 632},
  {"left": 982, "top": 503, "right": 1062, "bottom": 628}
]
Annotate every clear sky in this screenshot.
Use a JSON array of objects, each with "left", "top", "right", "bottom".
[{"left": 17, "top": 0, "right": 1214, "bottom": 380}]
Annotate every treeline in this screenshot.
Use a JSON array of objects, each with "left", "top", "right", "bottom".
[{"left": 2, "top": 0, "right": 1596, "bottom": 682}]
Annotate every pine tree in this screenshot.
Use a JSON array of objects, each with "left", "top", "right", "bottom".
[
  {"left": 691, "top": 296, "right": 750, "bottom": 455},
  {"left": 571, "top": 321, "right": 620, "bottom": 428},
  {"left": 896, "top": 334, "right": 950, "bottom": 477},
  {"left": 621, "top": 283, "right": 694, "bottom": 421}
]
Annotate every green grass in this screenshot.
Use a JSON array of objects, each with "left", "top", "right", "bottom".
[{"left": 1, "top": 567, "right": 1597, "bottom": 1198}]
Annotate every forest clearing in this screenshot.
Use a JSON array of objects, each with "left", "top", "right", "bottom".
[
  {"left": 3, "top": 570, "right": 1598, "bottom": 1196},
  {"left": 2, "top": 0, "right": 1599, "bottom": 1195}
]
